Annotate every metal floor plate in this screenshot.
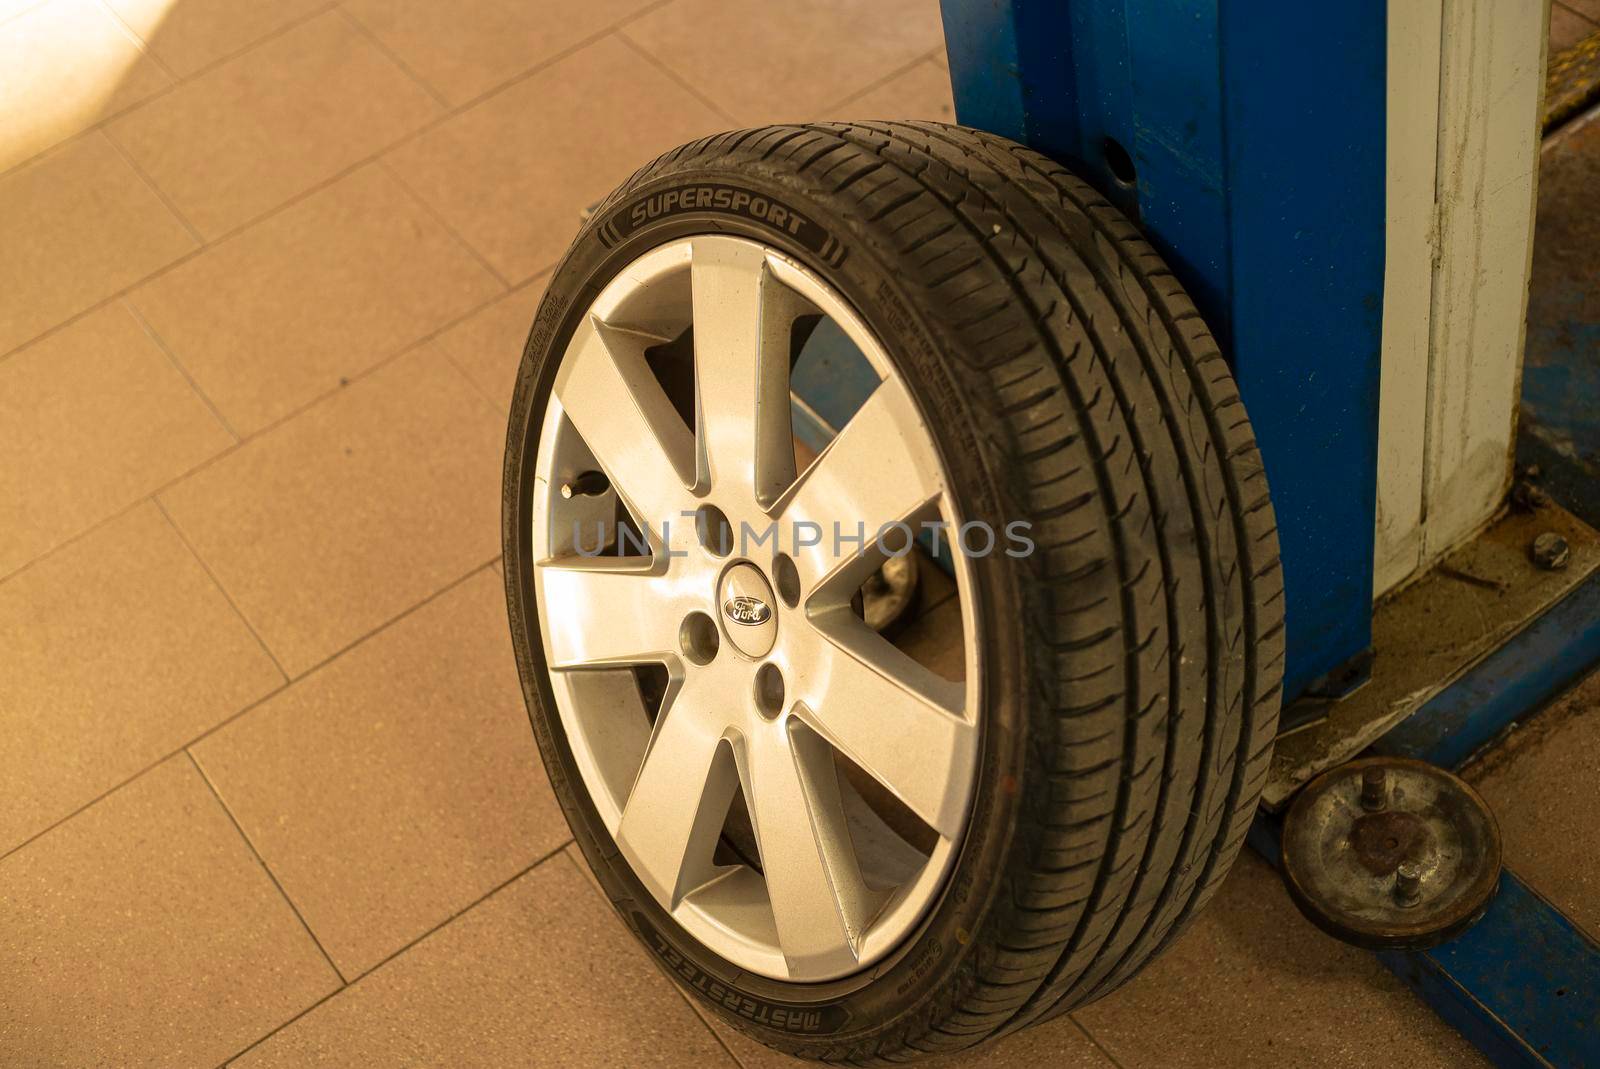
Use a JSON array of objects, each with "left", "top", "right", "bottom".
[{"left": 1263, "top": 503, "right": 1600, "bottom": 809}]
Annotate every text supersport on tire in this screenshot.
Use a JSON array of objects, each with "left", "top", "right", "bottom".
[{"left": 502, "top": 121, "right": 1281, "bottom": 1064}]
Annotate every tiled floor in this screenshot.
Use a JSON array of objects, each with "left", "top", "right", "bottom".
[
  {"left": 1553, "top": 0, "right": 1600, "bottom": 52},
  {"left": 0, "top": 2, "right": 1590, "bottom": 1067}
]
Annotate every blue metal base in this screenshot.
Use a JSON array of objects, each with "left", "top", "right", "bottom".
[
  {"left": 1376, "top": 574, "right": 1600, "bottom": 770},
  {"left": 1377, "top": 875, "right": 1600, "bottom": 1069},
  {"left": 1251, "top": 571, "right": 1600, "bottom": 1069}
]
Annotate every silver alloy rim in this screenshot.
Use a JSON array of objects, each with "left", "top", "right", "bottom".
[{"left": 530, "top": 235, "right": 980, "bottom": 982}]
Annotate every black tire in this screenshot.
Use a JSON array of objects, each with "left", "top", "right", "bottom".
[{"left": 502, "top": 121, "right": 1284, "bottom": 1063}]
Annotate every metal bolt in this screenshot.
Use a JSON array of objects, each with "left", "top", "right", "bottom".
[
  {"left": 1359, "top": 767, "right": 1388, "bottom": 812},
  {"left": 1394, "top": 860, "right": 1424, "bottom": 907},
  {"left": 1530, "top": 532, "right": 1571, "bottom": 571},
  {"left": 561, "top": 470, "right": 611, "bottom": 499},
  {"left": 1511, "top": 480, "right": 1550, "bottom": 511}
]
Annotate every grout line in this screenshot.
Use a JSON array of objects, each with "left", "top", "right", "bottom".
[
  {"left": 0, "top": 0, "right": 665, "bottom": 373},
  {"left": 613, "top": 27, "right": 740, "bottom": 127},
  {"left": 826, "top": 51, "right": 941, "bottom": 116},
  {"left": 1, "top": 146, "right": 421, "bottom": 372},
  {"left": 93, "top": 0, "right": 180, "bottom": 82},
  {"left": 123, "top": 300, "right": 239, "bottom": 439},
  {"left": 0, "top": 1, "right": 341, "bottom": 185},
  {"left": 0, "top": 557, "right": 499, "bottom": 867},
  {"left": 0, "top": 87, "right": 181, "bottom": 182},
  {"left": 561, "top": 838, "right": 744, "bottom": 1065},
  {"left": 1069, "top": 1014, "right": 1133, "bottom": 1069},
  {"left": 433, "top": 267, "right": 552, "bottom": 414},
  {"left": 186, "top": 750, "right": 348, "bottom": 984},
  {"left": 379, "top": 158, "right": 511, "bottom": 290},
  {"left": 0, "top": 271, "right": 532, "bottom": 592},
  {"left": 395, "top": 0, "right": 679, "bottom": 125},
  {"left": 1555, "top": 1, "right": 1600, "bottom": 28},
  {"left": 216, "top": 838, "right": 573, "bottom": 1067},
  {"left": 132, "top": 274, "right": 532, "bottom": 484},
  {"left": 921, "top": 584, "right": 959, "bottom": 615},
  {"left": 0, "top": 0, "right": 690, "bottom": 373},
  {"left": 437, "top": 348, "right": 509, "bottom": 414},
  {"left": 103, "top": 131, "right": 207, "bottom": 245},
  {"left": 152, "top": 497, "right": 287, "bottom": 680},
  {"left": 157, "top": 0, "right": 341, "bottom": 81},
  {"left": 334, "top": 3, "right": 451, "bottom": 110},
  {"left": 677, "top": 991, "right": 749, "bottom": 1068},
  {"left": 0, "top": 673, "right": 275, "bottom": 864},
  {"left": 0, "top": 0, "right": 48, "bottom": 31}
]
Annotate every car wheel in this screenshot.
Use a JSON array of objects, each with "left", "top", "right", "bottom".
[{"left": 502, "top": 120, "right": 1284, "bottom": 1063}]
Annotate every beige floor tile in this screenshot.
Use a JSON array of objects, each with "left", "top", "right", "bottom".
[
  {"left": 343, "top": 0, "right": 660, "bottom": 105},
  {"left": 0, "top": 0, "right": 46, "bottom": 24},
  {"left": 1561, "top": 0, "right": 1600, "bottom": 25},
  {"left": 831, "top": 58, "right": 955, "bottom": 124},
  {"left": 1552, "top": 3, "right": 1598, "bottom": 52},
  {"left": 157, "top": 347, "right": 502, "bottom": 675},
  {"left": 1466, "top": 667, "right": 1600, "bottom": 939},
  {"left": 622, "top": 0, "right": 945, "bottom": 125},
  {"left": 0, "top": 0, "right": 172, "bottom": 173},
  {"left": 130, "top": 164, "right": 501, "bottom": 435},
  {"left": 0, "top": 756, "right": 340, "bottom": 1067},
  {"left": 0, "top": 503, "right": 283, "bottom": 854},
  {"left": 913, "top": 544, "right": 958, "bottom": 607},
  {"left": 0, "top": 303, "right": 232, "bottom": 576},
  {"left": 892, "top": 584, "right": 964, "bottom": 680},
  {"left": 191, "top": 569, "right": 566, "bottom": 976},
  {"left": 432, "top": 278, "right": 543, "bottom": 412},
  {"left": 105, "top": 0, "right": 328, "bottom": 76},
  {"left": 231, "top": 853, "right": 735, "bottom": 1067},
  {"left": 1074, "top": 852, "right": 1487, "bottom": 1069},
  {"left": 108, "top": 11, "right": 440, "bottom": 238},
  {"left": 0, "top": 300, "right": 228, "bottom": 576},
  {"left": 389, "top": 33, "right": 726, "bottom": 284},
  {"left": 0, "top": 133, "right": 195, "bottom": 357}
]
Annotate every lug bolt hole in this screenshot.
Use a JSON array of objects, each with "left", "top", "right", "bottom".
[
  {"left": 680, "top": 612, "right": 719, "bottom": 665},
  {"left": 774, "top": 552, "right": 800, "bottom": 608},
  {"left": 695, "top": 504, "right": 734, "bottom": 557},
  {"left": 754, "top": 663, "right": 785, "bottom": 719}
]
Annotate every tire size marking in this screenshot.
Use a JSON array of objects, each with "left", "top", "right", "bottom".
[
  {"left": 631, "top": 913, "right": 849, "bottom": 1034},
  {"left": 601, "top": 184, "right": 848, "bottom": 268}
]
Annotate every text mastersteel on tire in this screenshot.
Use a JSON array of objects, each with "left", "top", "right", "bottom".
[{"left": 502, "top": 121, "right": 1284, "bottom": 1063}]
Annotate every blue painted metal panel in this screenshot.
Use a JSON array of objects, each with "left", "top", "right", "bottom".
[
  {"left": 1377, "top": 574, "right": 1600, "bottom": 770},
  {"left": 938, "top": 0, "right": 1387, "bottom": 703},
  {"left": 1377, "top": 875, "right": 1600, "bottom": 1069},
  {"left": 789, "top": 318, "right": 880, "bottom": 445}
]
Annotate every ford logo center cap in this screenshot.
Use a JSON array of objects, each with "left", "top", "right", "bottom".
[
  {"left": 724, "top": 595, "right": 772, "bottom": 626},
  {"left": 717, "top": 563, "right": 779, "bottom": 658}
]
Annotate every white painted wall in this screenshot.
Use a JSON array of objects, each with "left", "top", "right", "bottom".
[{"left": 1373, "top": 0, "right": 1548, "bottom": 596}]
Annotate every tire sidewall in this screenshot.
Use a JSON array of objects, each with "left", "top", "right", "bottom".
[{"left": 503, "top": 158, "right": 1035, "bottom": 1048}]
